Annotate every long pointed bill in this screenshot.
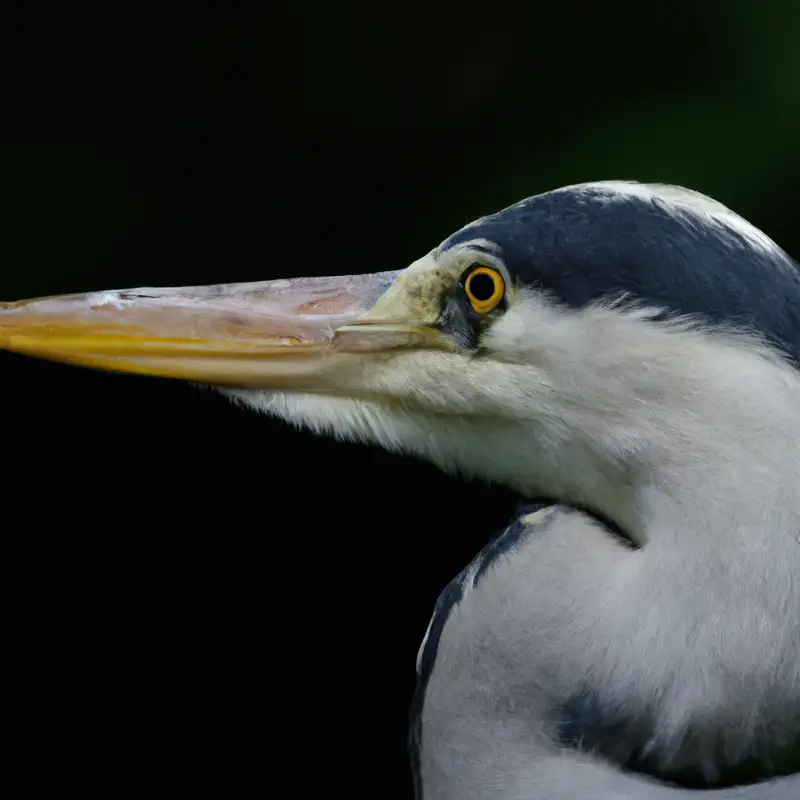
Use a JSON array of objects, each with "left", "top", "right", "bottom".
[{"left": 0, "top": 271, "right": 449, "bottom": 388}]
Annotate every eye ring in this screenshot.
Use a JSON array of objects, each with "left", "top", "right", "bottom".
[{"left": 463, "top": 265, "right": 506, "bottom": 314}]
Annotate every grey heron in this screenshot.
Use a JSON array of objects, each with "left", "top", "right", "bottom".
[{"left": 2, "top": 181, "right": 798, "bottom": 797}]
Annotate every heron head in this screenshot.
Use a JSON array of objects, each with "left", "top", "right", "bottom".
[{"left": 3, "top": 182, "right": 798, "bottom": 508}]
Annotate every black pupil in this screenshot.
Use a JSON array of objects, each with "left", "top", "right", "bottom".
[{"left": 469, "top": 271, "right": 497, "bottom": 302}]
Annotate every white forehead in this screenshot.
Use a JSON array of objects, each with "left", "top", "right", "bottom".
[{"left": 404, "top": 239, "right": 503, "bottom": 280}]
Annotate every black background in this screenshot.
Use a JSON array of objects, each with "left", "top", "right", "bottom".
[{"left": 5, "top": 3, "right": 799, "bottom": 795}]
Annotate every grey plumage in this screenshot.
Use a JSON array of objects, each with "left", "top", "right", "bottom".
[{"left": 417, "top": 500, "right": 799, "bottom": 798}]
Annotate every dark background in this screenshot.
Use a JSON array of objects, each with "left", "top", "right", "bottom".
[{"left": 5, "top": 3, "right": 799, "bottom": 795}]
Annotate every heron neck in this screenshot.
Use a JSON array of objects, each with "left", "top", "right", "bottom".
[{"left": 501, "top": 320, "right": 800, "bottom": 551}]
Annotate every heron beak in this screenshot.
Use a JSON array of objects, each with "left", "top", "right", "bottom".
[{"left": 0, "top": 271, "right": 450, "bottom": 388}]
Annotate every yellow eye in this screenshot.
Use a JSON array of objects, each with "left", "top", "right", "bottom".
[{"left": 464, "top": 265, "right": 505, "bottom": 314}]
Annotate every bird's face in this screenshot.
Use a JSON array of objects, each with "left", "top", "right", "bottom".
[
  {"left": 3, "top": 241, "right": 562, "bottom": 493},
  {"left": 0, "top": 240, "right": 546, "bottom": 463}
]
